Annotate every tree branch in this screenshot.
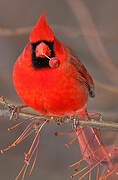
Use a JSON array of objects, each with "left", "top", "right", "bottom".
[{"left": 0, "top": 96, "right": 118, "bottom": 131}]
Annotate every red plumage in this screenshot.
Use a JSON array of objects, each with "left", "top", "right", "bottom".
[
  {"left": 30, "top": 12, "right": 54, "bottom": 43},
  {"left": 13, "top": 12, "right": 94, "bottom": 116},
  {"left": 12, "top": 13, "right": 115, "bottom": 180}
]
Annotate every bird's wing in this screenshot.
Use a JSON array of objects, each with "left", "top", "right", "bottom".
[{"left": 68, "top": 49, "right": 95, "bottom": 98}]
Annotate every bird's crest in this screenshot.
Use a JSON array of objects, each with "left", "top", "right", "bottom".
[{"left": 30, "top": 12, "right": 54, "bottom": 43}]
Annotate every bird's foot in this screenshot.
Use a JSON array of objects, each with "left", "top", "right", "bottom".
[{"left": 71, "top": 114, "right": 79, "bottom": 129}]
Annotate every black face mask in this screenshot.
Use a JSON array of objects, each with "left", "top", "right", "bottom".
[{"left": 31, "top": 40, "right": 55, "bottom": 69}]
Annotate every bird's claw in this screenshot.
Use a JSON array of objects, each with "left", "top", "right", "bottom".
[{"left": 71, "top": 114, "right": 79, "bottom": 129}]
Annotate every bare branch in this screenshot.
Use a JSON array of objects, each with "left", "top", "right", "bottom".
[
  {"left": 0, "top": 96, "right": 118, "bottom": 131},
  {"left": 1, "top": 106, "right": 118, "bottom": 131},
  {"left": 77, "top": 119, "right": 118, "bottom": 130}
]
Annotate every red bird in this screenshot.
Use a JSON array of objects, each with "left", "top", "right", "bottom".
[
  {"left": 8, "top": 12, "right": 114, "bottom": 180},
  {"left": 13, "top": 12, "right": 95, "bottom": 117}
]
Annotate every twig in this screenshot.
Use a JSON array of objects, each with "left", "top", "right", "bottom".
[
  {"left": 77, "top": 119, "right": 118, "bottom": 131},
  {"left": 0, "top": 96, "right": 118, "bottom": 131}
]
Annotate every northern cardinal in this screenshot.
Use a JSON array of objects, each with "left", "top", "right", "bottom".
[
  {"left": 12, "top": 12, "right": 113, "bottom": 179},
  {"left": 13, "top": 12, "right": 95, "bottom": 117}
]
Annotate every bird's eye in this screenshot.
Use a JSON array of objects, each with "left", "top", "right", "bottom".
[
  {"left": 49, "top": 57, "right": 60, "bottom": 68},
  {"left": 35, "top": 42, "right": 51, "bottom": 58}
]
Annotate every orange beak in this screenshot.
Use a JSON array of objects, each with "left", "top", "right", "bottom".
[{"left": 35, "top": 42, "right": 51, "bottom": 58}]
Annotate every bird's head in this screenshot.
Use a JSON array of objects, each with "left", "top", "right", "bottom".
[{"left": 30, "top": 12, "right": 64, "bottom": 69}]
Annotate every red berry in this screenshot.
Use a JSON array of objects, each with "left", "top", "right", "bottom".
[{"left": 49, "top": 57, "right": 60, "bottom": 68}]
